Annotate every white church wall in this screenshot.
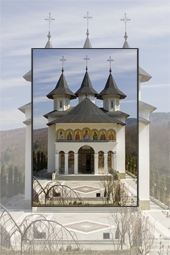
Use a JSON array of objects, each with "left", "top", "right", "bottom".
[
  {"left": 139, "top": 122, "right": 150, "bottom": 203},
  {"left": 47, "top": 125, "right": 56, "bottom": 172},
  {"left": 24, "top": 123, "right": 32, "bottom": 207},
  {"left": 116, "top": 125, "right": 125, "bottom": 177}
]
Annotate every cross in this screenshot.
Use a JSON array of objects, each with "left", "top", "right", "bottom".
[
  {"left": 107, "top": 56, "right": 113, "bottom": 71},
  {"left": 83, "top": 11, "right": 92, "bottom": 30},
  {"left": 84, "top": 55, "right": 90, "bottom": 69},
  {"left": 45, "top": 12, "right": 55, "bottom": 32},
  {"left": 120, "top": 13, "right": 131, "bottom": 33},
  {"left": 60, "top": 56, "right": 66, "bottom": 69}
]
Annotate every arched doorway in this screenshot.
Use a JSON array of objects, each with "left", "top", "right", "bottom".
[{"left": 78, "top": 146, "right": 94, "bottom": 174}]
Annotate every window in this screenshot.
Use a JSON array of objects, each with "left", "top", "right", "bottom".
[
  {"left": 111, "top": 101, "right": 114, "bottom": 109},
  {"left": 60, "top": 100, "right": 62, "bottom": 108},
  {"left": 103, "top": 233, "right": 110, "bottom": 239},
  {"left": 96, "top": 193, "right": 100, "bottom": 197}
]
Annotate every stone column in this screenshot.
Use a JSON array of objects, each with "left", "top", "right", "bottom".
[
  {"left": 104, "top": 153, "right": 108, "bottom": 174},
  {"left": 94, "top": 153, "right": 98, "bottom": 175},
  {"left": 55, "top": 152, "right": 59, "bottom": 174},
  {"left": 74, "top": 153, "right": 78, "bottom": 175},
  {"left": 65, "top": 153, "right": 68, "bottom": 175}
]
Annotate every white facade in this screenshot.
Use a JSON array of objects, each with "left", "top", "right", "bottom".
[
  {"left": 18, "top": 102, "right": 32, "bottom": 208},
  {"left": 49, "top": 123, "right": 124, "bottom": 176}
]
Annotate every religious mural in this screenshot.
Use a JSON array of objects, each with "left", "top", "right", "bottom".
[
  {"left": 100, "top": 130, "right": 106, "bottom": 140},
  {"left": 66, "top": 130, "right": 73, "bottom": 140},
  {"left": 74, "top": 130, "right": 81, "bottom": 140},
  {"left": 82, "top": 128, "right": 90, "bottom": 141},
  {"left": 56, "top": 128, "right": 116, "bottom": 141},
  {"left": 92, "top": 129, "right": 98, "bottom": 140},
  {"left": 58, "top": 130, "right": 64, "bottom": 140},
  {"left": 108, "top": 130, "right": 116, "bottom": 140}
]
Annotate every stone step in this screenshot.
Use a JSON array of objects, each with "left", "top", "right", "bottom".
[{"left": 55, "top": 174, "right": 109, "bottom": 181}]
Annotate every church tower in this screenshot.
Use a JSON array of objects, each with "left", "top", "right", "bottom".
[
  {"left": 45, "top": 60, "right": 76, "bottom": 173},
  {"left": 97, "top": 58, "right": 126, "bottom": 112},
  {"left": 83, "top": 12, "right": 92, "bottom": 48},
  {"left": 18, "top": 13, "right": 55, "bottom": 209},
  {"left": 121, "top": 13, "right": 156, "bottom": 209},
  {"left": 75, "top": 56, "right": 98, "bottom": 103}
]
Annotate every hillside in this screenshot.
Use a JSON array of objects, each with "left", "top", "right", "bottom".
[
  {"left": 0, "top": 128, "right": 25, "bottom": 172},
  {"left": 0, "top": 112, "right": 169, "bottom": 176}
]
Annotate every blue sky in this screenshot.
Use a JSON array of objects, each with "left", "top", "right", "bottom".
[
  {"left": 0, "top": 0, "right": 169, "bottom": 130},
  {"left": 33, "top": 48, "right": 137, "bottom": 128}
]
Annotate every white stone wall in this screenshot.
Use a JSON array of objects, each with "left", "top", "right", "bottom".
[
  {"left": 25, "top": 123, "right": 31, "bottom": 202},
  {"left": 139, "top": 122, "right": 150, "bottom": 201},
  {"left": 47, "top": 125, "right": 56, "bottom": 172}
]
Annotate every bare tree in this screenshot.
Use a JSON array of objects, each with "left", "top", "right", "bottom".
[
  {"left": 109, "top": 208, "right": 155, "bottom": 255},
  {"left": 101, "top": 174, "right": 130, "bottom": 206}
]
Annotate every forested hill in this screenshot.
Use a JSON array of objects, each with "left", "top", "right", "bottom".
[
  {"left": 150, "top": 112, "right": 170, "bottom": 126},
  {"left": 0, "top": 112, "right": 169, "bottom": 175}
]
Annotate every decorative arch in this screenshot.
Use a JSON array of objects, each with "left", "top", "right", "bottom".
[
  {"left": 78, "top": 145, "right": 94, "bottom": 174},
  {"left": 82, "top": 127, "right": 91, "bottom": 141},
  {"left": 108, "top": 129, "right": 116, "bottom": 141},
  {"left": 68, "top": 151, "right": 74, "bottom": 174},
  {"left": 59, "top": 151, "right": 65, "bottom": 173},
  {"left": 108, "top": 150, "right": 114, "bottom": 170},
  {"left": 91, "top": 129, "right": 99, "bottom": 140},
  {"left": 98, "top": 150, "right": 104, "bottom": 169},
  {"left": 56, "top": 129, "right": 65, "bottom": 140},
  {"left": 74, "top": 129, "right": 81, "bottom": 140},
  {"left": 99, "top": 129, "right": 107, "bottom": 140},
  {"left": 66, "top": 129, "right": 73, "bottom": 141}
]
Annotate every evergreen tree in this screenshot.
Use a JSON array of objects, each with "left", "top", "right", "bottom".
[
  {"left": 154, "top": 170, "right": 159, "bottom": 199},
  {"left": 13, "top": 166, "right": 19, "bottom": 195},
  {"left": 159, "top": 174, "right": 166, "bottom": 204},
  {"left": 0, "top": 165, "right": 7, "bottom": 198},
  {"left": 33, "top": 151, "right": 37, "bottom": 171},
  {"left": 7, "top": 165, "right": 14, "bottom": 198},
  {"left": 18, "top": 171, "right": 25, "bottom": 195},
  {"left": 150, "top": 169, "right": 155, "bottom": 197},
  {"left": 37, "top": 151, "right": 40, "bottom": 171}
]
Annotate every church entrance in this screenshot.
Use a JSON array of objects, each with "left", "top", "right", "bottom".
[{"left": 78, "top": 146, "right": 94, "bottom": 174}]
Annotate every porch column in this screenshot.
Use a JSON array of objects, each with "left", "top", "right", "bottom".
[
  {"left": 65, "top": 153, "right": 68, "bottom": 175},
  {"left": 55, "top": 152, "right": 59, "bottom": 174},
  {"left": 94, "top": 153, "right": 98, "bottom": 175},
  {"left": 74, "top": 153, "right": 78, "bottom": 175},
  {"left": 104, "top": 153, "right": 108, "bottom": 174}
]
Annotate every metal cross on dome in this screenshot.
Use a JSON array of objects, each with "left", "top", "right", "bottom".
[
  {"left": 83, "top": 11, "right": 92, "bottom": 30},
  {"left": 107, "top": 56, "right": 113, "bottom": 71},
  {"left": 84, "top": 55, "right": 90, "bottom": 69},
  {"left": 60, "top": 56, "right": 66, "bottom": 71},
  {"left": 45, "top": 12, "right": 55, "bottom": 32},
  {"left": 120, "top": 13, "right": 131, "bottom": 33}
]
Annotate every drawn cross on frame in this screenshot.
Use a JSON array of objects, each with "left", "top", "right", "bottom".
[
  {"left": 84, "top": 55, "right": 90, "bottom": 68},
  {"left": 83, "top": 11, "right": 92, "bottom": 29},
  {"left": 120, "top": 13, "right": 131, "bottom": 33},
  {"left": 45, "top": 12, "right": 55, "bottom": 32},
  {"left": 60, "top": 56, "right": 66, "bottom": 69},
  {"left": 107, "top": 56, "right": 113, "bottom": 70}
]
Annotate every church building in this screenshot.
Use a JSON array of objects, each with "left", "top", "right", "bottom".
[{"left": 44, "top": 59, "right": 129, "bottom": 179}]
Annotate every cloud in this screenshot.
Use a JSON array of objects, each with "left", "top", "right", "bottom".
[
  {"left": 121, "top": 100, "right": 137, "bottom": 104},
  {"left": 0, "top": 78, "right": 29, "bottom": 89},
  {"left": 33, "top": 96, "right": 49, "bottom": 103},
  {"left": 33, "top": 115, "right": 47, "bottom": 129},
  {"left": 0, "top": 108, "right": 25, "bottom": 131},
  {"left": 142, "top": 83, "right": 170, "bottom": 89}
]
